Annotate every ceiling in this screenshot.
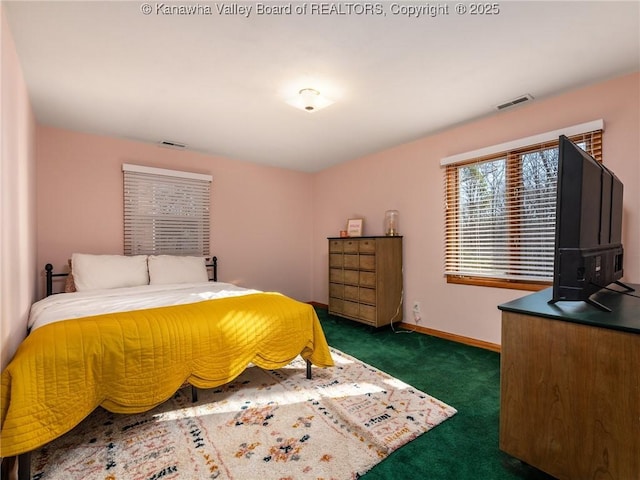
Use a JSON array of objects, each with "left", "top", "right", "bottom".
[{"left": 4, "top": 1, "right": 639, "bottom": 173}]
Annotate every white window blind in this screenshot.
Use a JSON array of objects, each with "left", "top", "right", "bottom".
[
  {"left": 123, "top": 164, "right": 212, "bottom": 256},
  {"left": 442, "top": 126, "right": 603, "bottom": 287}
]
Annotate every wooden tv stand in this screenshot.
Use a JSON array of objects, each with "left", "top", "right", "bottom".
[{"left": 498, "top": 285, "right": 639, "bottom": 480}]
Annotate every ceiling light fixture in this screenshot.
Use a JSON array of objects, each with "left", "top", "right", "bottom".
[{"left": 287, "top": 88, "right": 334, "bottom": 113}]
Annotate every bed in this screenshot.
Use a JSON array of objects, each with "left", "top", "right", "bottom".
[{"left": 0, "top": 253, "right": 334, "bottom": 478}]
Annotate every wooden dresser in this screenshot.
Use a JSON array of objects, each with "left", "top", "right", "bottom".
[
  {"left": 498, "top": 286, "right": 639, "bottom": 480},
  {"left": 328, "top": 236, "right": 403, "bottom": 327}
]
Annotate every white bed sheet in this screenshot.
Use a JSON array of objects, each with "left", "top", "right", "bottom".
[{"left": 28, "top": 282, "right": 260, "bottom": 331}]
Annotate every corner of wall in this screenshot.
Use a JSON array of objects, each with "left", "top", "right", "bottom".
[{"left": 1, "top": 5, "right": 38, "bottom": 370}]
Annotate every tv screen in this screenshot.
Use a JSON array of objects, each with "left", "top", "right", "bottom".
[{"left": 550, "top": 135, "right": 632, "bottom": 311}]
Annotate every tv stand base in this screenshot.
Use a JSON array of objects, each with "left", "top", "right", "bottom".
[{"left": 548, "top": 280, "right": 635, "bottom": 312}]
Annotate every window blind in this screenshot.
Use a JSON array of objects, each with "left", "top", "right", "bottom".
[
  {"left": 443, "top": 128, "right": 603, "bottom": 286},
  {"left": 123, "top": 164, "right": 212, "bottom": 256}
]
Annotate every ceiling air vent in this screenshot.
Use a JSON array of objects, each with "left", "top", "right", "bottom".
[
  {"left": 495, "top": 94, "right": 534, "bottom": 111},
  {"left": 158, "top": 140, "right": 187, "bottom": 149}
]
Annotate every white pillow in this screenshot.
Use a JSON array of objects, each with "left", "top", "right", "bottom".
[
  {"left": 148, "top": 255, "right": 209, "bottom": 285},
  {"left": 71, "top": 253, "right": 149, "bottom": 291}
]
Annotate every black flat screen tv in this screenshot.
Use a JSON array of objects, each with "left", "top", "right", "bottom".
[{"left": 549, "top": 135, "right": 633, "bottom": 311}]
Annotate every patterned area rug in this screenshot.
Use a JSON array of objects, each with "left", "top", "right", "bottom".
[{"left": 30, "top": 348, "right": 456, "bottom": 479}]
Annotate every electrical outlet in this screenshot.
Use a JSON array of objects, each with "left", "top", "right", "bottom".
[{"left": 412, "top": 301, "right": 422, "bottom": 324}]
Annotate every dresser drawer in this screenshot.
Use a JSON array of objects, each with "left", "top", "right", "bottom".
[
  {"left": 360, "top": 271, "right": 376, "bottom": 287},
  {"left": 328, "top": 297, "right": 343, "bottom": 314},
  {"left": 360, "top": 304, "right": 376, "bottom": 323},
  {"left": 344, "top": 285, "right": 358, "bottom": 302},
  {"left": 329, "top": 283, "right": 344, "bottom": 298},
  {"left": 359, "top": 239, "right": 376, "bottom": 253},
  {"left": 329, "top": 254, "right": 343, "bottom": 268},
  {"left": 344, "top": 270, "right": 359, "bottom": 285},
  {"left": 359, "top": 287, "right": 376, "bottom": 305},
  {"left": 343, "top": 300, "right": 360, "bottom": 318},
  {"left": 329, "top": 268, "right": 344, "bottom": 283},
  {"left": 359, "top": 255, "right": 376, "bottom": 270},
  {"left": 329, "top": 239, "right": 343, "bottom": 253},
  {"left": 343, "top": 254, "right": 359, "bottom": 269},
  {"left": 343, "top": 240, "right": 358, "bottom": 253}
]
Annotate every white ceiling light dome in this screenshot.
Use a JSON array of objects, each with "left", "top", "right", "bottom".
[{"left": 287, "top": 88, "right": 334, "bottom": 113}]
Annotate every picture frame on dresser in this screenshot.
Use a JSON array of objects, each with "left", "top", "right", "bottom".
[{"left": 346, "top": 218, "right": 363, "bottom": 237}]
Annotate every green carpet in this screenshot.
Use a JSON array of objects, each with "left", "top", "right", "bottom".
[{"left": 315, "top": 308, "right": 556, "bottom": 480}]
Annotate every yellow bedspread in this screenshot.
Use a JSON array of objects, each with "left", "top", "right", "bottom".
[{"left": 0, "top": 292, "right": 333, "bottom": 457}]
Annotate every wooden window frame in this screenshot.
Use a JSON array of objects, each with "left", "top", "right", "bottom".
[{"left": 444, "top": 130, "right": 602, "bottom": 290}]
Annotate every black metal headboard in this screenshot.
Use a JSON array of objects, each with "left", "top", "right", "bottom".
[{"left": 45, "top": 256, "right": 218, "bottom": 297}]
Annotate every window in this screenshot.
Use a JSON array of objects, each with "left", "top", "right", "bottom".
[
  {"left": 443, "top": 123, "right": 603, "bottom": 290},
  {"left": 123, "top": 164, "right": 212, "bottom": 256}
]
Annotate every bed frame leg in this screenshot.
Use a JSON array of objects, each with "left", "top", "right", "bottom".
[
  {"left": 18, "top": 452, "right": 30, "bottom": 480},
  {"left": 306, "top": 360, "right": 312, "bottom": 379},
  {"left": 1, "top": 456, "right": 17, "bottom": 480},
  {"left": 191, "top": 385, "right": 198, "bottom": 403}
]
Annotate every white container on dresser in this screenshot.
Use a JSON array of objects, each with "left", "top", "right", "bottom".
[{"left": 328, "top": 236, "right": 403, "bottom": 327}]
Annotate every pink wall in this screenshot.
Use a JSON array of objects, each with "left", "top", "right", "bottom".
[
  {"left": 20, "top": 67, "right": 640, "bottom": 352},
  {"left": 312, "top": 72, "right": 640, "bottom": 346},
  {"left": 1, "top": 7, "right": 37, "bottom": 370},
  {"left": 36, "top": 128, "right": 315, "bottom": 301}
]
